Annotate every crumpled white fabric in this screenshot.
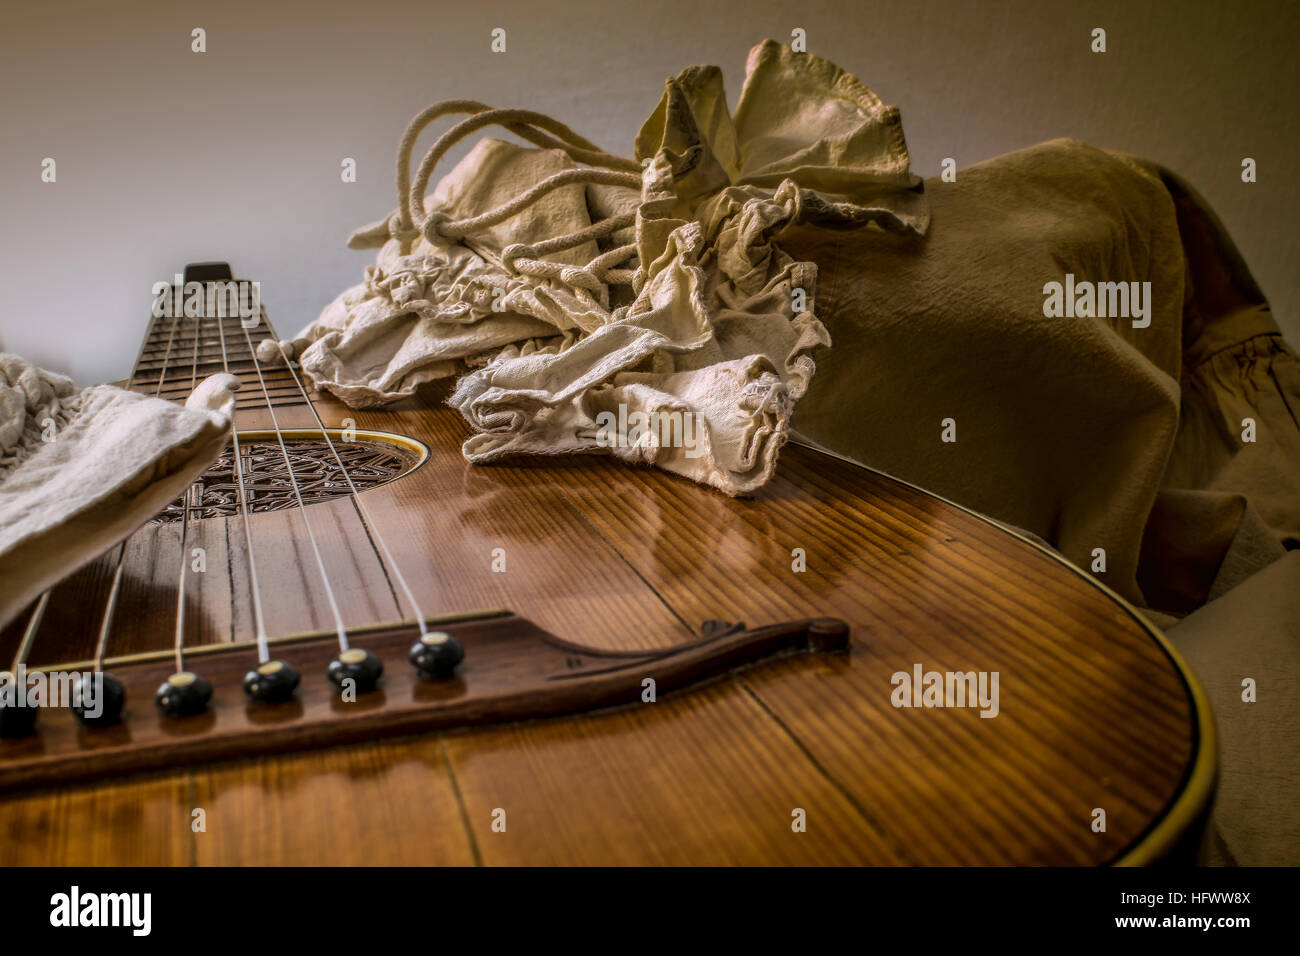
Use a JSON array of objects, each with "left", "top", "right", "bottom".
[
  {"left": 263, "top": 40, "right": 929, "bottom": 494},
  {"left": 0, "top": 354, "right": 237, "bottom": 630}
]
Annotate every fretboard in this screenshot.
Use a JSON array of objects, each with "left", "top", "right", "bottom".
[{"left": 128, "top": 305, "right": 309, "bottom": 411}]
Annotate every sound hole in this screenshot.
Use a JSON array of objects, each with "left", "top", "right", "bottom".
[{"left": 154, "top": 431, "right": 422, "bottom": 522}]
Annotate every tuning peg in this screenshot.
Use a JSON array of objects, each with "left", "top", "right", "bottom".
[
  {"left": 73, "top": 672, "right": 126, "bottom": 726},
  {"left": 155, "top": 671, "right": 213, "bottom": 716},
  {"left": 327, "top": 648, "right": 382, "bottom": 694},
  {"left": 409, "top": 631, "right": 464, "bottom": 679},
  {"left": 243, "top": 659, "right": 301, "bottom": 703}
]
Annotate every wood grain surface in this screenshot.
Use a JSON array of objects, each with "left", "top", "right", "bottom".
[{"left": 0, "top": 326, "right": 1212, "bottom": 865}]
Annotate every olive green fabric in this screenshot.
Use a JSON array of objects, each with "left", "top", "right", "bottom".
[{"left": 787, "top": 138, "right": 1300, "bottom": 620}]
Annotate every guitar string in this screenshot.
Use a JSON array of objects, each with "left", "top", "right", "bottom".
[
  {"left": 237, "top": 318, "right": 351, "bottom": 651},
  {"left": 16, "top": 307, "right": 240, "bottom": 678},
  {"left": 214, "top": 312, "right": 272, "bottom": 660},
  {"left": 270, "top": 341, "right": 429, "bottom": 636},
  {"left": 155, "top": 304, "right": 182, "bottom": 397},
  {"left": 87, "top": 315, "right": 151, "bottom": 672},
  {"left": 9, "top": 592, "right": 50, "bottom": 676},
  {"left": 172, "top": 477, "right": 193, "bottom": 674},
  {"left": 11, "top": 300, "right": 364, "bottom": 678},
  {"left": 170, "top": 312, "right": 205, "bottom": 674},
  {"left": 188, "top": 307, "right": 201, "bottom": 392},
  {"left": 12, "top": 304, "right": 163, "bottom": 676},
  {"left": 92, "top": 542, "right": 128, "bottom": 673}
]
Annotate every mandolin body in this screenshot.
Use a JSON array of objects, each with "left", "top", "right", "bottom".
[{"left": 0, "top": 302, "right": 1214, "bottom": 866}]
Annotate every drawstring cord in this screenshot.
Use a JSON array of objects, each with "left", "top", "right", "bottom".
[{"left": 390, "top": 101, "right": 645, "bottom": 308}]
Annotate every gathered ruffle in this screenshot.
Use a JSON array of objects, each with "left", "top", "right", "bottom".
[{"left": 265, "top": 40, "right": 928, "bottom": 493}]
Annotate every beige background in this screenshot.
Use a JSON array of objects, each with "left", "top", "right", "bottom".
[{"left": 1, "top": 0, "right": 1296, "bottom": 384}]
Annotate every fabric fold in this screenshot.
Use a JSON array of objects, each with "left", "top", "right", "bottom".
[
  {"left": 0, "top": 355, "right": 237, "bottom": 630},
  {"left": 264, "top": 40, "right": 927, "bottom": 494}
]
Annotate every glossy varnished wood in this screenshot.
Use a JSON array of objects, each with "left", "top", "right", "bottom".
[{"left": 0, "top": 374, "right": 1207, "bottom": 865}]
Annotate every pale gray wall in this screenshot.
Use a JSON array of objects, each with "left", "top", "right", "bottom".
[{"left": 2, "top": 0, "right": 1295, "bottom": 384}]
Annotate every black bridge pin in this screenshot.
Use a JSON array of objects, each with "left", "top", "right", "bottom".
[
  {"left": 0, "top": 671, "right": 38, "bottom": 738},
  {"left": 409, "top": 631, "right": 465, "bottom": 679},
  {"left": 155, "top": 671, "right": 213, "bottom": 717},
  {"left": 243, "top": 659, "right": 301, "bottom": 703},
  {"left": 73, "top": 671, "right": 126, "bottom": 727},
  {"left": 328, "top": 648, "right": 383, "bottom": 694}
]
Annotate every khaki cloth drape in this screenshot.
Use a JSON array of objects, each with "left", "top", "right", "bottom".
[{"left": 786, "top": 137, "right": 1300, "bottom": 621}]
